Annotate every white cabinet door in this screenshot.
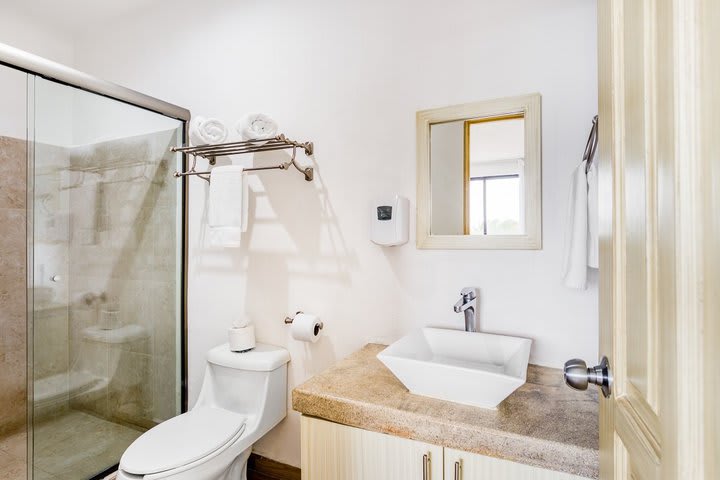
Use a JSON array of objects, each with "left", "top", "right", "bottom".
[
  {"left": 301, "top": 416, "right": 443, "bottom": 480},
  {"left": 443, "top": 448, "right": 590, "bottom": 480}
]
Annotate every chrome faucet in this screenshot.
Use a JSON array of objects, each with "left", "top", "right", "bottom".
[{"left": 453, "top": 287, "right": 478, "bottom": 332}]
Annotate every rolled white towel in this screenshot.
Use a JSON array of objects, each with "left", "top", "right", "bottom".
[
  {"left": 236, "top": 113, "right": 278, "bottom": 142},
  {"left": 190, "top": 116, "right": 228, "bottom": 146}
]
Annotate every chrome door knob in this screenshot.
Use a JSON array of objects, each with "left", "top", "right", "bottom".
[{"left": 563, "top": 356, "right": 612, "bottom": 398}]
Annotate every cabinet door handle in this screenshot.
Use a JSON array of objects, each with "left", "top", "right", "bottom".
[
  {"left": 454, "top": 459, "right": 462, "bottom": 480},
  {"left": 422, "top": 452, "right": 431, "bottom": 480}
]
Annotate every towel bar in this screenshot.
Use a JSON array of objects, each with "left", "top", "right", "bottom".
[{"left": 172, "top": 133, "right": 314, "bottom": 182}]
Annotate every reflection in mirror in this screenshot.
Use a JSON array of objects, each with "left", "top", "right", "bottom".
[
  {"left": 430, "top": 114, "right": 525, "bottom": 236},
  {"left": 417, "top": 93, "right": 541, "bottom": 249},
  {"left": 465, "top": 115, "right": 524, "bottom": 235}
]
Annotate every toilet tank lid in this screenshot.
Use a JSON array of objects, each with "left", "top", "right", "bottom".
[{"left": 207, "top": 343, "right": 290, "bottom": 371}]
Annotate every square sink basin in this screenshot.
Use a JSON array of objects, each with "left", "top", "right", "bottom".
[{"left": 377, "top": 327, "right": 532, "bottom": 409}]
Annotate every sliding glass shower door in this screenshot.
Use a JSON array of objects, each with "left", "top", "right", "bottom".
[
  {"left": 30, "top": 76, "right": 184, "bottom": 480},
  {"left": 0, "top": 62, "right": 30, "bottom": 480}
]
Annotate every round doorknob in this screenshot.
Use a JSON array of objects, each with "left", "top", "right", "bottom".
[{"left": 563, "top": 356, "right": 612, "bottom": 398}]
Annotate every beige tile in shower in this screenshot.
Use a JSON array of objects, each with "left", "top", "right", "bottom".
[
  {"left": 0, "top": 137, "right": 27, "bottom": 210},
  {"left": 0, "top": 430, "right": 26, "bottom": 459},
  {"left": 0, "top": 449, "right": 26, "bottom": 480},
  {"left": 0, "top": 208, "right": 26, "bottom": 291},
  {"left": 107, "top": 349, "right": 153, "bottom": 428},
  {"left": 152, "top": 354, "right": 179, "bottom": 422},
  {"left": 0, "top": 308, "right": 25, "bottom": 364},
  {"left": 33, "top": 306, "right": 70, "bottom": 379},
  {"left": 33, "top": 468, "right": 61, "bottom": 480},
  {"left": 0, "top": 348, "right": 27, "bottom": 435},
  {"left": 32, "top": 410, "right": 141, "bottom": 479}
]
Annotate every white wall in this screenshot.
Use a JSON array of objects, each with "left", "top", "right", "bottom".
[
  {"left": 0, "top": 8, "right": 75, "bottom": 140},
  {"left": 65, "top": 0, "right": 598, "bottom": 467}
]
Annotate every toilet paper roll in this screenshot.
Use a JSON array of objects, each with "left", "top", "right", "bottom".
[
  {"left": 290, "top": 313, "right": 322, "bottom": 343},
  {"left": 229, "top": 325, "right": 256, "bottom": 352}
]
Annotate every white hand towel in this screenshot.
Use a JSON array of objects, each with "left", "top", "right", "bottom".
[
  {"left": 208, "top": 166, "right": 247, "bottom": 248},
  {"left": 587, "top": 160, "right": 599, "bottom": 268},
  {"left": 562, "top": 161, "right": 590, "bottom": 289},
  {"left": 190, "top": 116, "right": 228, "bottom": 146},
  {"left": 236, "top": 113, "right": 278, "bottom": 142}
]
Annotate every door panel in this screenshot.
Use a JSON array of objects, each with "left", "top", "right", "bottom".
[
  {"left": 599, "top": 0, "right": 717, "bottom": 478},
  {"left": 600, "top": 0, "right": 664, "bottom": 478}
]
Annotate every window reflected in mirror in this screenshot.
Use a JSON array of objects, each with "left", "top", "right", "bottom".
[
  {"left": 464, "top": 115, "right": 524, "bottom": 236},
  {"left": 429, "top": 114, "right": 525, "bottom": 236}
]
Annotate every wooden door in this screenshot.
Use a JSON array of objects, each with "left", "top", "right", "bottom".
[
  {"left": 300, "top": 416, "right": 443, "bottom": 480},
  {"left": 598, "top": 0, "right": 719, "bottom": 478}
]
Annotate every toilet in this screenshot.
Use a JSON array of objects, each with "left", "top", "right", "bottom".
[{"left": 117, "top": 342, "right": 290, "bottom": 480}]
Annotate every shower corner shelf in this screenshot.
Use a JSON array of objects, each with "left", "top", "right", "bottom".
[{"left": 172, "top": 134, "right": 315, "bottom": 183}]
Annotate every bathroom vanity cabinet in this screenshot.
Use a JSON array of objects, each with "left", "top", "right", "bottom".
[
  {"left": 301, "top": 416, "right": 590, "bottom": 480},
  {"left": 293, "top": 345, "right": 599, "bottom": 479},
  {"left": 301, "top": 416, "right": 443, "bottom": 479}
]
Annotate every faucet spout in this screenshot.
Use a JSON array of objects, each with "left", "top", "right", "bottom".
[{"left": 453, "top": 297, "right": 467, "bottom": 313}]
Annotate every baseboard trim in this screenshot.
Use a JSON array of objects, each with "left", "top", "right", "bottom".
[{"left": 247, "top": 453, "right": 301, "bottom": 480}]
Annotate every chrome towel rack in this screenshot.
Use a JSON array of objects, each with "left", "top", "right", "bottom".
[{"left": 172, "top": 134, "right": 314, "bottom": 182}]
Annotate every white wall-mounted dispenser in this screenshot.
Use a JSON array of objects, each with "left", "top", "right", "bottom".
[{"left": 371, "top": 195, "right": 409, "bottom": 246}]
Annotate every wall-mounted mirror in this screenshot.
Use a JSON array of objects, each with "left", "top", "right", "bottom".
[{"left": 416, "top": 93, "right": 541, "bottom": 249}]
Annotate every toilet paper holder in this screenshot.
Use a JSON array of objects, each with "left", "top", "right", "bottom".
[{"left": 284, "top": 311, "right": 324, "bottom": 330}]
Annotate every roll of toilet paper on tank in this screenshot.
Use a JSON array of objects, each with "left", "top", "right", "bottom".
[{"left": 290, "top": 313, "right": 322, "bottom": 343}]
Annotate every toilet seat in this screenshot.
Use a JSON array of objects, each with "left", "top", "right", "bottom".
[{"left": 120, "top": 407, "right": 247, "bottom": 476}]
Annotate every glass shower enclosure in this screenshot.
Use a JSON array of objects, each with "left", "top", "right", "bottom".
[{"left": 0, "top": 45, "right": 188, "bottom": 480}]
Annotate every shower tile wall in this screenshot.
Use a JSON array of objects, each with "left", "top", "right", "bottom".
[
  {"left": 33, "top": 141, "right": 72, "bottom": 420},
  {"left": 0, "top": 136, "right": 28, "bottom": 480},
  {"left": 66, "top": 130, "right": 179, "bottom": 429}
]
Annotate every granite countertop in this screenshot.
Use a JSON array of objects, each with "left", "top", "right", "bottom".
[{"left": 292, "top": 344, "right": 599, "bottom": 479}]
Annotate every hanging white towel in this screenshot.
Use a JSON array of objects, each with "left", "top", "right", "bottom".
[
  {"left": 587, "top": 160, "right": 599, "bottom": 268},
  {"left": 562, "top": 160, "right": 591, "bottom": 289},
  {"left": 208, "top": 166, "right": 247, "bottom": 248}
]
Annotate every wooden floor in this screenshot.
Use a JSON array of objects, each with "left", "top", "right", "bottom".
[{"left": 247, "top": 454, "right": 301, "bottom": 480}]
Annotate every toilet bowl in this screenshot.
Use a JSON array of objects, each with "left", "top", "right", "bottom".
[{"left": 116, "top": 342, "right": 290, "bottom": 480}]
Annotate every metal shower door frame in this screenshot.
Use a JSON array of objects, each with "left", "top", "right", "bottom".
[{"left": 0, "top": 41, "right": 191, "bottom": 480}]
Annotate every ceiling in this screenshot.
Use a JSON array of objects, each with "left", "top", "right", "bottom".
[{"left": 4, "top": 0, "right": 161, "bottom": 33}]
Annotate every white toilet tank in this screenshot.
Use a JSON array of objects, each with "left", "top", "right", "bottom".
[{"left": 194, "top": 343, "right": 290, "bottom": 433}]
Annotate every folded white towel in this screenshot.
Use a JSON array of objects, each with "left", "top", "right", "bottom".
[
  {"left": 562, "top": 160, "right": 591, "bottom": 289},
  {"left": 190, "top": 116, "right": 228, "bottom": 146},
  {"left": 236, "top": 113, "right": 278, "bottom": 142},
  {"left": 208, "top": 165, "right": 247, "bottom": 248}
]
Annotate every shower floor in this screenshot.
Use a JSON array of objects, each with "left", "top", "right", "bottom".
[{"left": 0, "top": 410, "right": 144, "bottom": 480}]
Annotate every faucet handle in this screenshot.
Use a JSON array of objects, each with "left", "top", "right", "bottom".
[{"left": 460, "top": 287, "right": 477, "bottom": 300}]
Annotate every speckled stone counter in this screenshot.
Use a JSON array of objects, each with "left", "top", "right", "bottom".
[{"left": 292, "top": 344, "right": 599, "bottom": 479}]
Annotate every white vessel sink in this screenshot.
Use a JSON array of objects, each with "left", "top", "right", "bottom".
[{"left": 377, "top": 327, "right": 532, "bottom": 409}]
